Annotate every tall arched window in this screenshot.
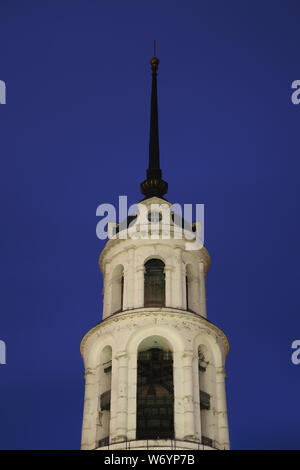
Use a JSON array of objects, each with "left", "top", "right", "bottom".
[
  {"left": 144, "top": 259, "right": 165, "bottom": 308},
  {"left": 136, "top": 336, "right": 174, "bottom": 440},
  {"left": 111, "top": 265, "right": 124, "bottom": 314}
]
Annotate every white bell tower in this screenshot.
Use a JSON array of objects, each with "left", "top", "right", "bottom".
[{"left": 80, "top": 51, "right": 230, "bottom": 451}]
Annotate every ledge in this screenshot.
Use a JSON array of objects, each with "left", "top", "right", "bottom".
[
  {"left": 94, "top": 438, "right": 218, "bottom": 451},
  {"left": 80, "top": 308, "right": 229, "bottom": 357}
]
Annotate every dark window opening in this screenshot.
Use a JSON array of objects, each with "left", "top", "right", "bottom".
[
  {"left": 202, "top": 435, "right": 213, "bottom": 447},
  {"left": 100, "top": 390, "right": 111, "bottom": 411},
  {"left": 103, "top": 360, "right": 112, "bottom": 374},
  {"left": 144, "top": 259, "right": 165, "bottom": 308},
  {"left": 136, "top": 348, "right": 174, "bottom": 440},
  {"left": 148, "top": 211, "right": 162, "bottom": 223},
  {"left": 200, "top": 390, "right": 210, "bottom": 410},
  {"left": 98, "top": 436, "right": 109, "bottom": 448}
]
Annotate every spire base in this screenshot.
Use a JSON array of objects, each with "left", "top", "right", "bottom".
[{"left": 140, "top": 178, "right": 168, "bottom": 199}]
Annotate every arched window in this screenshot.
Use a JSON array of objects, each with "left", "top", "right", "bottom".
[
  {"left": 136, "top": 336, "right": 174, "bottom": 440},
  {"left": 111, "top": 265, "right": 124, "bottom": 314},
  {"left": 144, "top": 259, "right": 165, "bottom": 308}
]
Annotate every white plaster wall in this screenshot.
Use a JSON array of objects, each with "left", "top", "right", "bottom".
[{"left": 80, "top": 310, "right": 229, "bottom": 450}]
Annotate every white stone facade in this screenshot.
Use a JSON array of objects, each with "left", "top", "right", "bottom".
[{"left": 80, "top": 197, "right": 230, "bottom": 450}]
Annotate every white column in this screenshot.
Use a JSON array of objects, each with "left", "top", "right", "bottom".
[
  {"left": 134, "top": 266, "right": 145, "bottom": 309},
  {"left": 174, "top": 248, "right": 184, "bottom": 309},
  {"left": 189, "top": 277, "right": 199, "bottom": 314},
  {"left": 182, "top": 352, "right": 196, "bottom": 440},
  {"left": 114, "top": 353, "right": 128, "bottom": 442},
  {"left": 122, "top": 266, "right": 129, "bottom": 311},
  {"left": 193, "top": 354, "right": 202, "bottom": 441},
  {"left": 182, "top": 263, "right": 187, "bottom": 310},
  {"left": 126, "top": 248, "right": 135, "bottom": 310},
  {"left": 102, "top": 262, "right": 111, "bottom": 319},
  {"left": 199, "top": 262, "right": 207, "bottom": 318},
  {"left": 81, "top": 368, "right": 98, "bottom": 450},
  {"left": 164, "top": 265, "right": 173, "bottom": 308},
  {"left": 108, "top": 357, "right": 119, "bottom": 443},
  {"left": 173, "top": 351, "right": 184, "bottom": 440},
  {"left": 127, "top": 353, "right": 137, "bottom": 441},
  {"left": 216, "top": 366, "right": 230, "bottom": 449}
]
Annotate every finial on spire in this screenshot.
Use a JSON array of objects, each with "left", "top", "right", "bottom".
[
  {"left": 150, "top": 40, "right": 159, "bottom": 71},
  {"left": 140, "top": 43, "right": 168, "bottom": 199}
]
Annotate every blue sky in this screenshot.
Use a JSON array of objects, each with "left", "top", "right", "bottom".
[{"left": 0, "top": 0, "right": 300, "bottom": 449}]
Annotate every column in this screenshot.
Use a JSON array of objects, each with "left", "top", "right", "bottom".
[
  {"left": 81, "top": 368, "right": 98, "bottom": 450},
  {"left": 114, "top": 353, "right": 128, "bottom": 442},
  {"left": 192, "top": 354, "right": 202, "bottom": 441},
  {"left": 216, "top": 366, "right": 230, "bottom": 449},
  {"left": 189, "top": 277, "right": 199, "bottom": 314},
  {"left": 182, "top": 352, "right": 196, "bottom": 440},
  {"left": 126, "top": 248, "right": 135, "bottom": 310},
  {"left": 174, "top": 248, "right": 184, "bottom": 309},
  {"left": 134, "top": 265, "right": 145, "bottom": 309},
  {"left": 122, "top": 266, "right": 129, "bottom": 311},
  {"left": 127, "top": 353, "right": 138, "bottom": 441},
  {"left": 199, "top": 262, "right": 207, "bottom": 318},
  {"left": 164, "top": 265, "right": 173, "bottom": 308},
  {"left": 182, "top": 263, "right": 187, "bottom": 310}
]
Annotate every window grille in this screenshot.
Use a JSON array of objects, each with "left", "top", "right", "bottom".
[
  {"left": 144, "top": 259, "right": 165, "bottom": 308},
  {"left": 136, "top": 348, "right": 174, "bottom": 440},
  {"left": 100, "top": 390, "right": 111, "bottom": 411},
  {"left": 200, "top": 390, "right": 210, "bottom": 410}
]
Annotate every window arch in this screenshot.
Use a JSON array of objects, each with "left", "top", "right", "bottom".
[
  {"left": 136, "top": 336, "right": 174, "bottom": 440},
  {"left": 144, "top": 259, "right": 165, "bottom": 308},
  {"left": 111, "top": 265, "right": 124, "bottom": 314}
]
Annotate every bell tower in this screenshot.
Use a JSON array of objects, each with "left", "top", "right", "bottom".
[{"left": 80, "top": 48, "right": 230, "bottom": 451}]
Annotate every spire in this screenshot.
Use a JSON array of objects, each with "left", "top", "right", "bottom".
[{"left": 141, "top": 41, "right": 168, "bottom": 199}]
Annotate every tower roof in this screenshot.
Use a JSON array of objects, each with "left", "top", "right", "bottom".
[{"left": 141, "top": 42, "right": 168, "bottom": 199}]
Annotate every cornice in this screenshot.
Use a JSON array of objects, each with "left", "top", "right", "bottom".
[{"left": 80, "top": 307, "right": 229, "bottom": 357}]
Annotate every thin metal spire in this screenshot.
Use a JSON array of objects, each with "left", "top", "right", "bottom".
[{"left": 141, "top": 42, "right": 168, "bottom": 199}]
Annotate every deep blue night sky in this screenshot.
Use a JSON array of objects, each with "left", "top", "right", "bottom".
[{"left": 1, "top": 0, "right": 300, "bottom": 450}]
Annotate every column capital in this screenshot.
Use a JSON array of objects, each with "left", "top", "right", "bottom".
[
  {"left": 136, "top": 266, "right": 146, "bottom": 273},
  {"left": 181, "top": 351, "right": 194, "bottom": 366},
  {"left": 84, "top": 367, "right": 96, "bottom": 377},
  {"left": 216, "top": 366, "right": 227, "bottom": 378},
  {"left": 115, "top": 352, "right": 128, "bottom": 362},
  {"left": 164, "top": 264, "right": 174, "bottom": 273}
]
